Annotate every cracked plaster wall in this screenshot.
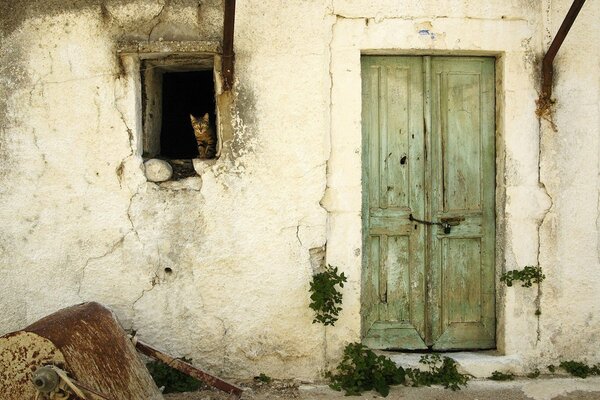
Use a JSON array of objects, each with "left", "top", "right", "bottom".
[
  {"left": 0, "top": 0, "right": 330, "bottom": 379},
  {"left": 537, "top": 0, "right": 600, "bottom": 365},
  {"left": 0, "top": 0, "right": 599, "bottom": 380}
]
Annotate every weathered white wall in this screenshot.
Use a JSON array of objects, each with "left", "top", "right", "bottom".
[
  {"left": 0, "top": 0, "right": 332, "bottom": 379},
  {"left": 0, "top": 0, "right": 598, "bottom": 380},
  {"left": 538, "top": 0, "right": 600, "bottom": 365}
]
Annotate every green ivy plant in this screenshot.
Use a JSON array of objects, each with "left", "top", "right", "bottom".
[
  {"left": 327, "top": 344, "right": 469, "bottom": 397},
  {"left": 500, "top": 266, "right": 545, "bottom": 287},
  {"left": 558, "top": 361, "right": 600, "bottom": 378},
  {"left": 407, "top": 354, "right": 469, "bottom": 391},
  {"left": 254, "top": 373, "right": 272, "bottom": 383},
  {"left": 309, "top": 265, "right": 347, "bottom": 326},
  {"left": 527, "top": 369, "right": 540, "bottom": 378},
  {"left": 489, "top": 371, "right": 514, "bottom": 381},
  {"left": 146, "top": 358, "right": 203, "bottom": 394}
]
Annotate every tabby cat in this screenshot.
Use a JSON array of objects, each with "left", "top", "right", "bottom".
[{"left": 190, "top": 113, "right": 216, "bottom": 159}]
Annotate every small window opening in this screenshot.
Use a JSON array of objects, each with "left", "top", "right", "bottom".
[
  {"left": 141, "top": 57, "right": 218, "bottom": 180},
  {"left": 161, "top": 71, "right": 216, "bottom": 159}
]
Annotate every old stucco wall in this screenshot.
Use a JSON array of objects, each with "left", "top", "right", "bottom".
[
  {"left": 538, "top": 0, "right": 600, "bottom": 365},
  {"left": 0, "top": 0, "right": 599, "bottom": 380},
  {"left": 0, "top": 0, "right": 331, "bottom": 379}
]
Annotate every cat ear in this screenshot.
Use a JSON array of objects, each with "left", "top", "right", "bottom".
[
  {"left": 202, "top": 113, "right": 210, "bottom": 122},
  {"left": 190, "top": 114, "right": 198, "bottom": 124}
]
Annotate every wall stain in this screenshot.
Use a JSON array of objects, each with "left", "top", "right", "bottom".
[{"left": 230, "top": 82, "right": 258, "bottom": 161}]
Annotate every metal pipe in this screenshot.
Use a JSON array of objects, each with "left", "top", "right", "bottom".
[
  {"left": 541, "top": 0, "right": 586, "bottom": 99},
  {"left": 222, "top": 0, "right": 236, "bottom": 91}
]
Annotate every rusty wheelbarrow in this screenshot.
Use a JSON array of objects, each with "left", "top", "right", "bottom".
[{"left": 0, "top": 302, "right": 242, "bottom": 399}]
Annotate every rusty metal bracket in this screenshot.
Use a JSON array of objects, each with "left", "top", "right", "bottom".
[
  {"left": 540, "top": 0, "right": 587, "bottom": 101},
  {"left": 222, "top": 0, "right": 236, "bottom": 91},
  {"left": 133, "top": 339, "right": 243, "bottom": 399}
]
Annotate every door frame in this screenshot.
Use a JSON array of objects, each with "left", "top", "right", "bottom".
[{"left": 323, "top": 14, "right": 546, "bottom": 362}]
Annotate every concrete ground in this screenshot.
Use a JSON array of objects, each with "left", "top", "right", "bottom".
[{"left": 165, "top": 376, "right": 600, "bottom": 400}]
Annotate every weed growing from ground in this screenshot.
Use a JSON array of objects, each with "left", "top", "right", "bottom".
[
  {"left": 527, "top": 369, "right": 540, "bottom": 379},
  {"left": 327, "top": 343, "right": 469, "bottom": 397},
  {"left": 489, "top": 371, "right": 514, "bottom": 381},
  {"left": 254, "top": 373, "right": 272, "bottom": 383},
  {"left": 406, "top": 354, "right": 469, "bottom": 391},
  {"left": 327, "top": 343, "right": 405, "bottom": 397},
  {"left": 559, "top": 361, "right": 600, "bottom": 378}
]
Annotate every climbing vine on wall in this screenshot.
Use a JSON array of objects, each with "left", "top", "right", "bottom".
[{"left": 309, "top": 265, "right": 347, "bottom": 326}]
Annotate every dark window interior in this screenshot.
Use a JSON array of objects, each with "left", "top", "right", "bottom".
[{"left": 160, "top": 71, "right": 216, "bottom": 159}]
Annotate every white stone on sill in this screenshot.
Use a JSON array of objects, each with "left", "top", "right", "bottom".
[{"left": 144, "top": 158, "right": 173, "bottom": 182}]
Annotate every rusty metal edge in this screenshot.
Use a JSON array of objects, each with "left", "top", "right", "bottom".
[{"left": 134, "top": 340, "right": 243, "bottom": 398}]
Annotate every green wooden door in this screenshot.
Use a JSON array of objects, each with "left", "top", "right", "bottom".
[{"left": 361, "top": 56, "right": 495, "bottom": 350}]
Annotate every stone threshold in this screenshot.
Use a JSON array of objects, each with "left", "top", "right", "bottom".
[{"left": 378, "top": 350, "right": 522, "bottom": 378}]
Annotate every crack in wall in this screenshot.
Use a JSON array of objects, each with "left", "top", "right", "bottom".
[
  {"left": 22, "top": 72, "right": 119, "bottom": 87},
  {"left": 296, "top": 225, "right": 302, "bottom": 247},
  {"left": 93, "top": 87, "right": 102, "bottom": 137},
  {"left": 332, "top": 13, "right": 528, "bottom": 22},
  {"left": 115, "top": 101, "right": 134, "bottom": 151},
  {"left": 535, "top": 0, "right": 556, "bottom": 341},
  {"left": 318, "top": 1, "right": 338, "bottom": 219},
  {"left": 28, "top": 70, "right": 51, "bottom": 182},
  {"left": 214, "top": 316, "right": 230, "bottom": 374},
  {"left": 535, "top": 124, "right": 554, "bottom": 345},
  {"left": 77, "top": 234, "right": 129, "bottom": 299},
  {"left": 321, "top": 0, "right": 337, "bottom": 369},
  {"left": 290, "top": 162, "right": 327, "bottom": 180},
  {"left": 126, "top": 190, "right": 143, "bottom": 246},
  {"left": 147, "top": 0, "right": 171, "bottom": 40},
  {"left": 113, "top": 71, "right": 146, "bottom": 195},
  {"left": 280, "top": 223, "right": 307, "bottom": 248},
  {"left": 31, "top": 128, "right": 48, "bottom": 177},
  {"left": 28, "top": 77, "right": 43, "bottom": 106},
  {"left": 131, "top": 263, "right": 161, "bottom": 309}
]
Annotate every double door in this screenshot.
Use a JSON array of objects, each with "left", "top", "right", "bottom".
[{"left": 361, "top": 56, "right": 495, "bottom": 350}]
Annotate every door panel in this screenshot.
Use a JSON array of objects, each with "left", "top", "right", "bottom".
[
  {"left": 361, "top": 57, "right": 427, "bottom": 350},
  {"left": 430, "top": 58, "right": 495, "bottom": 349},
  {"left": 362, "top": 56, "right": 495, "bottom": 350}
]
